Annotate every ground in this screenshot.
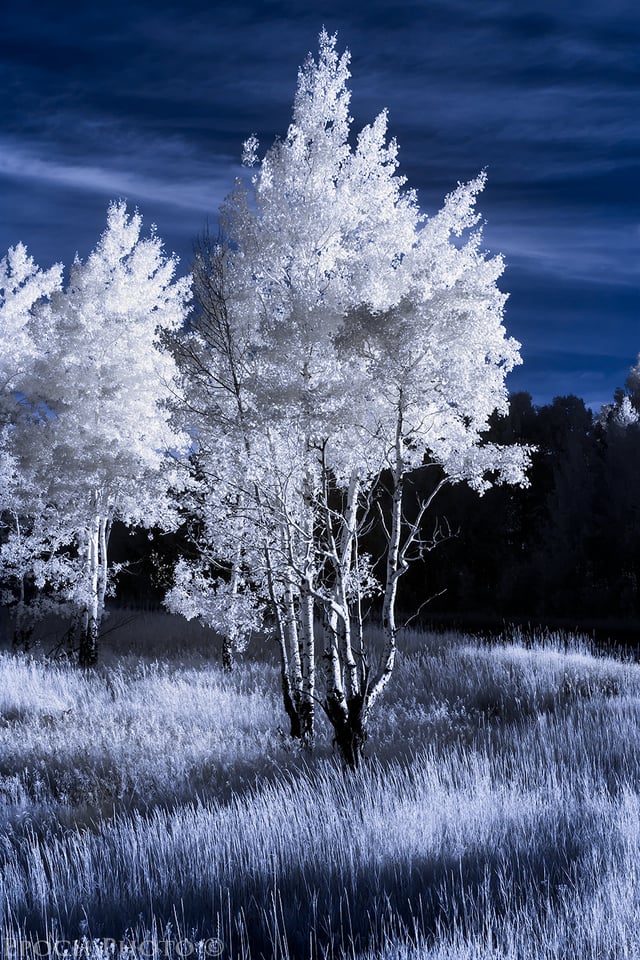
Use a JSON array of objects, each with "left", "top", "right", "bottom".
[{"left": 1, "top": 611, "right": 639, "bottom": 958}]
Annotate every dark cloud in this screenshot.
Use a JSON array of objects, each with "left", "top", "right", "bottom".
[{"left": 1, "top": 0, "right": 639, "bottom": 407}]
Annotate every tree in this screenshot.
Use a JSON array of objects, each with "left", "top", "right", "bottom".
[
  {"left": 0, "top": 244, "right": 62, "bottom": 643},
  {"left": 0, "top": 243, "right": 62, "bottom": 406},
  {"left": 164, "top": 233, "right": 266, "bottom": 673},
  {"left": 169, "top": 32, "right": 528, "bottom": 764},
  {"left": 5, "top": 202, "right": 190, "bottom": 664}
]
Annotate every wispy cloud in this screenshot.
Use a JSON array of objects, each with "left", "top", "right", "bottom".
[
  {"left": 0, "top": 140, "right": 232, "bottom": 214},
  {"left": 486, "top": 218, "right": 640, "bottom": 288}
]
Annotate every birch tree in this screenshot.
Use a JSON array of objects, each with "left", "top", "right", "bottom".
[
  {"left": 170, "top": 31, "right": 529, "bottom": 763},
  {"left": 169, "top": 30, "right": 416, "bottom": 739},
  {"left": 11, "top": 202, "right": 190, "bottom": 665},
  {"left": 0, "top": 244, "right": 63, "bottom": 642},
  {"left": 164, "top": 234, "right": 265, "bottom": 672}
]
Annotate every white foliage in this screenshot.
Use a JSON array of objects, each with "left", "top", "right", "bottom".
[
  {"left": 0, "top": 244, "right": 62, "bottom": 527},
  {"left": 1, "top": 203, "right": 191, "bottom": 645},
  {"left": 222, "top": 34, "right": 527, "bottom": 501},
  {"left": 597, "top": 376, "right": 640, "bottom": 431},
  {"left": 166, "top": 559, "right": 263, "bottom": 648},
  {"left": 222, "top": 30, "right": 418, "bottom": 453},
  {"left": 0, "top": 243, "right": 62, "bottom": 396},
  {"left": 45, "top": 205, "right": 185, "bottom": 500},
  {"left": 613, "top": 395, "right": 639, "bottom": 429},
  {"left": 343, "top": 553, "right": 381, "bottom": 602},
  {"left": 30, "top": 201, "right": 191, "bottom": 525},
  {"left": 343, "top": 171, "right": 528, "bottom": 488}
]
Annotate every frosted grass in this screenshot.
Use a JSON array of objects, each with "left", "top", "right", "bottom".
[
  {"left": 0, "top": 648, "right": 288, "bottom": 828},
  {"left": 2, "top": 622, "right": 640, "bottom": 957}
]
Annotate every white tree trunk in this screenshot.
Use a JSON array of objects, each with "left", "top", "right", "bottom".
[
  {"left": 79, "top": 496, "right": 110, "bottom": 667},
  {"left": 299, "top": 576, "right": 315, "bottom": 741},
  {"left": 366, "top": 404, "right": 404, "bottom": 716},
  {"left": 78, "top": 513, "right": 100, "bottom": 666},
  {"left": 338, "top": 471, "right": 362, "bottom": 701},
  {"left": 318, "top": 464, "right": 370, "bottom": 766}
]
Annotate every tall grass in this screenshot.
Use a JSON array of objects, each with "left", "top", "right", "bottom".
[
  {"left": 1, "top": 616, "right": 640, "bottom": 957},
  {"left": 0, "top": 618, "right": 292, "bottom": 830}
]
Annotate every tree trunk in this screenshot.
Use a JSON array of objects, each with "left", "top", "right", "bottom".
[
  {"left": 97, "top": 514, "right": 110, "bottom": 617},
  {"left": 323, "top": 607, "right": 367, "bottom": 768},
  {"left": 264, "top": 538, "right": 305, "bottom": 739},
  {"left": 321, "top": 447, "right": 402, "bottom": 765},
  {"left": 78, "top": 507, "right": 103, "bottom": 668},
  {"left": 325, "top": 690, "right": 367, "bottom": 768},
  {"left": 78, "top": 616, "right": 99, "bottom": 667},
  {"left": 221, "top": 635, "right": 235, "bottom": 672},
  {"left": 299, "top": 578, "right": 315, "bottom": 742},
  {"left": 12, "top": 600, "right": 34, "bottom": 651},
  {"left": 336, "top": 471, "right": 361, "bottom": 702},
  {"left": 365, "top": 404, "right": 405, "bottom": 715},
  {"left": 378, "top": 472, "right": 402, "bottom": 691},
  {"left": 280, "top": 666, "right": 302, "bottom": 739}
]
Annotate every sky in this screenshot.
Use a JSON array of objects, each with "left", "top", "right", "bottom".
[{"left": 1, "top": 0, "right": 638, "bottom": 410}]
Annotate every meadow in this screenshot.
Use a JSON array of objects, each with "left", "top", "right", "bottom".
[{"left": 1, "top": 612, "right": 640, "bottom": 958}]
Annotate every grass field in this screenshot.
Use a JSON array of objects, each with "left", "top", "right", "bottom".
[{"left": 1, "top": 611, "right": 640, "bottom": 958}]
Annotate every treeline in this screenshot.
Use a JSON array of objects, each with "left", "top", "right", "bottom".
[
  {"left": 110, "top": 383, "right": 640, "bottom": 631},
  {"left": 400, "top": 387, "right": 640, "bottom": 626}
]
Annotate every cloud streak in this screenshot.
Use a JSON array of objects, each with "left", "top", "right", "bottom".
[
  {"left": 0, "top": 140, "right": 232, "bottom": 214},
  {"left": 486, "top": 218, "right": 640, "bottom": 288}
]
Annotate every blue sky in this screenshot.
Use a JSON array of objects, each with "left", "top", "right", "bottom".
[{"left": 1, "top": 0, "right": 638, "bottom": 409}]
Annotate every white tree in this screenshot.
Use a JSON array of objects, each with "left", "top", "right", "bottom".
[
  {"left": 7, "top": 202, "right": 191, "bottom": 664},
  {"left": 597, "top": 356, "right": 640, "bottom": 429},
  {"left": 0, "top": 244, "right": 62, "bottom": 642},
  {"left": 230, "top": 31, "right": 419, "bottom": 740},
  {"left": 162, "top": 234, "right": 266, "bottom": 671},
  {"left": 169, "top": 32, "right": 417, "bottom": 734},
  {"left": 171, "top": 32, "right": 529, "bottom": 762}
]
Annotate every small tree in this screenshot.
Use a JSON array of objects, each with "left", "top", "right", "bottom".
[
  {"left": 8, "top": 202, "right": 190, "bottom": 664},
  {"left": 164, "top": 233, "right": 266, "bottom": 672},
  {"left": 0, "top": 244, "right": 62, "bottom": 643}
]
